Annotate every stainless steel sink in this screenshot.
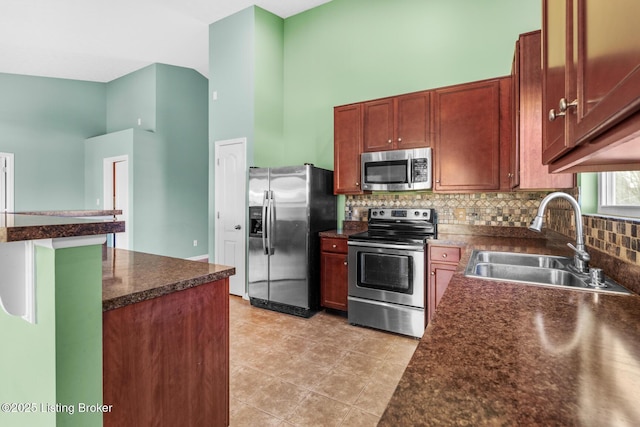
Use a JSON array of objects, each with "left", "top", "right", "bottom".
[
  {"left": 465, "top": 250, "right": 632, "bottom": 295},
  {"left": 472, "top": 251, "right": 569, "bottom": 270}
]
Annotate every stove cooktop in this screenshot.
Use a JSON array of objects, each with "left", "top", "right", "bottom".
[{"left": 347, "top": 208, "right": 437, "bottom": 245}]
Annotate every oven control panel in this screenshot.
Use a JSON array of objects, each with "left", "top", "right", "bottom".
[{"left": 370, "top": 208, "right": 433, "bottom": 220}]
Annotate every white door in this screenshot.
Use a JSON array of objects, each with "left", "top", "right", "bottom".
[
  {"left": 103, "top": 156, "right": 130, "bottom": 249},
  {"left": 214, "top": 138, "right": 247, "bottom": 297},
  {"left": 0, "top": 153, "right": 14, "bottom": 212}
]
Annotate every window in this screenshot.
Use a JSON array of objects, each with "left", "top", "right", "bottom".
[{"left": 598, "top": 171, "right": 640, "bottom": 218}]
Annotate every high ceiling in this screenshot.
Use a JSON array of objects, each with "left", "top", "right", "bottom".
[{"left": 0, "top": 0, "right": 331, "bottom": 83}]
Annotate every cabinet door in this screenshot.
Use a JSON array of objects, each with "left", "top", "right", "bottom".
[
  {"left": 434, "top": 79, "right": 501, "bottom": 192},
  {"left": 320, "top": 251, "right": 348, "bottom": 311},
  {"left": 517, "top": 31, "right": 574, "bottom": 189},
  {"left": 428, "top": 263, "right": 455, "bottom": 322},
  {"left": 571, "top": 0, "right": 640, "bottom": 144},
  {"left": 363, "top": 98, "right": 394, "bottom": 152},
  {"left": 542, "top": 0, "right": 574, "bottom": 164},
  {"left": 334, "top": 104, "right": 363, "bottom": 194},
  {"left": 510, "top": 39, "right": 521, "bottom": 190},
  {"left": 396, "top": 91, "right": 431, "bottom": 149}
]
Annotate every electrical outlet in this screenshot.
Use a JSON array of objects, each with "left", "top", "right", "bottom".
[
  {"left": 193, "top": 240, "right": 198, "bottom": 247},
  {"left": 96, "top": 198, "right": 100, "bottom": 206},
  {"left": 454, "top": 208, "right": 466, "bottom": 221}
]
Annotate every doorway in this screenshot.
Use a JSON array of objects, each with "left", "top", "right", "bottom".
[
  {"left": 103, "top": 156, "right": 130, "bottom": 249},
  {"left": 213, "top": 138, "right": 247, "bottom": 297},
  {"left": 0, "top": 153, "right": 14, "bottom": 212}
]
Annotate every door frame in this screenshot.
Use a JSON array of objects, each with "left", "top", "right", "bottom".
[
  {"left": 212, "top": 138, "right": 248, "bottom": 298},
  {"left": 103, "top": 155, "right": 130, "bottom": 249},
  {"left": 0, "top": 152, "right": 15, "bottom": 212}
]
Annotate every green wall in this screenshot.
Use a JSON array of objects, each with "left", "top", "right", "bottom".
[
  {"left": 90, "top": 64, "right": 209, "bottom": 258},
  {"left": 106, "top": 65, "right": 156, "bottom": 133},
  {"left": 254, "top": 8, "right": 285, "bottom": 167},
  {"left": 281, "top": 0, "right": 542, "bottom": 169},
  {"left": 0, "top": 243, "right": 103, "bottom": 427},
  {"left": 0, "top": 73, "right": 106, "bottom": 211},
  {"left": 155, "top": 65, "right": 210, "bottom": 258},
  {"left": 209, "top": 0, "right": 541, "bottom": 170}
]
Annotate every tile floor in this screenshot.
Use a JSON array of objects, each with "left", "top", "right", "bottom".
[{"left": 229, "top": 296, "right": 419, "bottom": 427}]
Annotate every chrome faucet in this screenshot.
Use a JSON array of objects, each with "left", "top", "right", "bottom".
[{"left": 528, "top": 192, "right": 590, "bottom": 274}]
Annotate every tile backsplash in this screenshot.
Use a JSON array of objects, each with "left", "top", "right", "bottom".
[{"left": 345, "top": 190, "right": 640, "bottom": 267}]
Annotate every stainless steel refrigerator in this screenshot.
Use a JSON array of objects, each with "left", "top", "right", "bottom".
[{"left": 248, "top": 165, "right": 336, "bottom": 317}]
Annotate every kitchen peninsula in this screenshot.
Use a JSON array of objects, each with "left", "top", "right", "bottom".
[
  {"left": 0, "top": 213, "right": 234, "bottom": 427},
  {"left": 102, "top": 248, "right": 234, "bottom": 427},
  {"left": 379, "top": 231, "right": 640, "bottom": 426}
]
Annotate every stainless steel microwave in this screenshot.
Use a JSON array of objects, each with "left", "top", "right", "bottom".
[{"left": 361, "top": 147, "right": 432, "bottom": 191}]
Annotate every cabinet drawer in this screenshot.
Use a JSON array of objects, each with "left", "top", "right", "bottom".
[
  {"left": 429, "top": 245, "right": 461, "bottom": 263},
  {"left": 321, "top": 237, "right": 348, "bottom": 253}
]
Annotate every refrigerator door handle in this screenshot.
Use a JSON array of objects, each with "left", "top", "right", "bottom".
[
  {"left": 262, "top": 191, "right": 269, "bottom": 255},
  {"left": 267, "top": 191, "right": 275, "bottom": 255}
]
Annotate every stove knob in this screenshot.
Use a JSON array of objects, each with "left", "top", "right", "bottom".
[
  {"left": 372, "top": 211, "right": 377, "bottom": 216},
  {"left": 379, "top": 210, "right": 385, "bottom": 216},
  {"left": 414, "top": 211, "right": 420, "bottom": 216},
  {"left": 423, "top": 212, "right": 429, "bottom": 217}
]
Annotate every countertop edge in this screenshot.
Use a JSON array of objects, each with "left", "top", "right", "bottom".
[{"left": 102, "top": 267, "right": 235, "bottom": 312}]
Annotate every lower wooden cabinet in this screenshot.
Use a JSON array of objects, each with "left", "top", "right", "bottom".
[
  {"left": 320, "top": 236, "right": 348, "bottom": 311},
  {"left": 103, "top": 279, "right": 229, "bottom": 427},
  {"left": 428, "top": 244, "right": 462, "bottom": 322}
]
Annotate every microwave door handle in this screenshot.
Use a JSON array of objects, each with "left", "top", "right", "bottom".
[{"left": 407, "top": 155, "right": 413, "bottom": 189}]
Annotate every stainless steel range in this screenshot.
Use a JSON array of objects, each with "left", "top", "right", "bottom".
[{"left": 347, "top": 208, "right": 437, "bottom": 338}]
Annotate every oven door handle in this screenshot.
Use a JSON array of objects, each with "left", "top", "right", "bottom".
[{"left": 347, "top": 240, "right": 424, "bottom": 252}]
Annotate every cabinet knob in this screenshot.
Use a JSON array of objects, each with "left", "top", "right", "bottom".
[
  {"left": 344, "top": 261, "right": 348, "bottom": 266},
  {"left": 559, "top": 98, "right": 578, "bottom": 113},
  {"left": 332, "top": 244, "right": 337, "bottom": 248},
  {"left": 435, "top": 180, "right": 440, "bottom": 184},
  {"left": 548, "top": 108, "right": 564, "bottom": 121},
  {"left": 549, "top": 98, "right": 577, "bottom": 122},
  {"left": 430, "top": 271, "right": 435, "bottom": 276},
  {"left": 398, "top": 138, "right": 402, "bottom": 142},
  {"left": 442, "top": 253, "right": 447, "bottom": 258},
  {"left": 387, "top": 139, "right": 392, "bottom": 144},
  {"left": 355, "top": 182, "right": 359, "bottom": 186}
]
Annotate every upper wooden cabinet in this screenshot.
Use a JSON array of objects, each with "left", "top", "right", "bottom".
[
  {"left": 433, "top": 78, "right": 511, "bottom": 192},
  {"left": 363, "top": 91, "right": 431, "bottom": 152},
  {"left": 512, "top": 31, "right": 574, "bottom": 190},
  {"left": 542, "top": 0, "right": 640, "bottom": 172},
  {"left": 334, "top": 104, "right": 363, "bottom": 194}
]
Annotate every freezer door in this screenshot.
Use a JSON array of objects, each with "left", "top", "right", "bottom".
[
  {"left": 248, "top": 168, "right": 269, "bottom": 300},
  {"left": 268, "top": 166, "right": 310, "bottom": 308}
]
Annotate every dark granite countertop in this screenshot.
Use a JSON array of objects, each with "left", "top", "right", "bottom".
[
  {"left": 380, "top": 233, "right": 640, "bottom": 426},
  {"left": 102, "top": 248, "right": 235, "bottom": 311},
  {"left": 0, "top": 213, "right": 124, "bottom": 242},
  {"left": 17, "top": 209, "right": 122, "bottom": 217},
  {"left": 319, "top": 229, "right": 364, "bottom": 239}
]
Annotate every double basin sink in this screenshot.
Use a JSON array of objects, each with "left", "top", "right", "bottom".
[{"left": 465, "top": 250, "right": 632, "bottom": 295}]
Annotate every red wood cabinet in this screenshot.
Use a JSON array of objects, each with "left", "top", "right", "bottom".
[
  {"left": 428, "top": 245, "right": 461, "bottom": 322},
  {"left": 433, "top": 78, "right": 509, "bottom": 192},
  {"left": 543, "top": 0, "right": 640, "bottom": 172},
  {"left": 363, "top": 91, "right": 431, "bottom": 152},
  {"left": 334, "top": 104, "right": 363, "bottom": 194},
  {"left": 512, "top": 31, "right": 574, "bottom": 189},
  {"left": 320, "top": 237, "right": 348, "bottom": 311},
  {"left": 103, "top": 279, "right": 229, "bottom": 427}
]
